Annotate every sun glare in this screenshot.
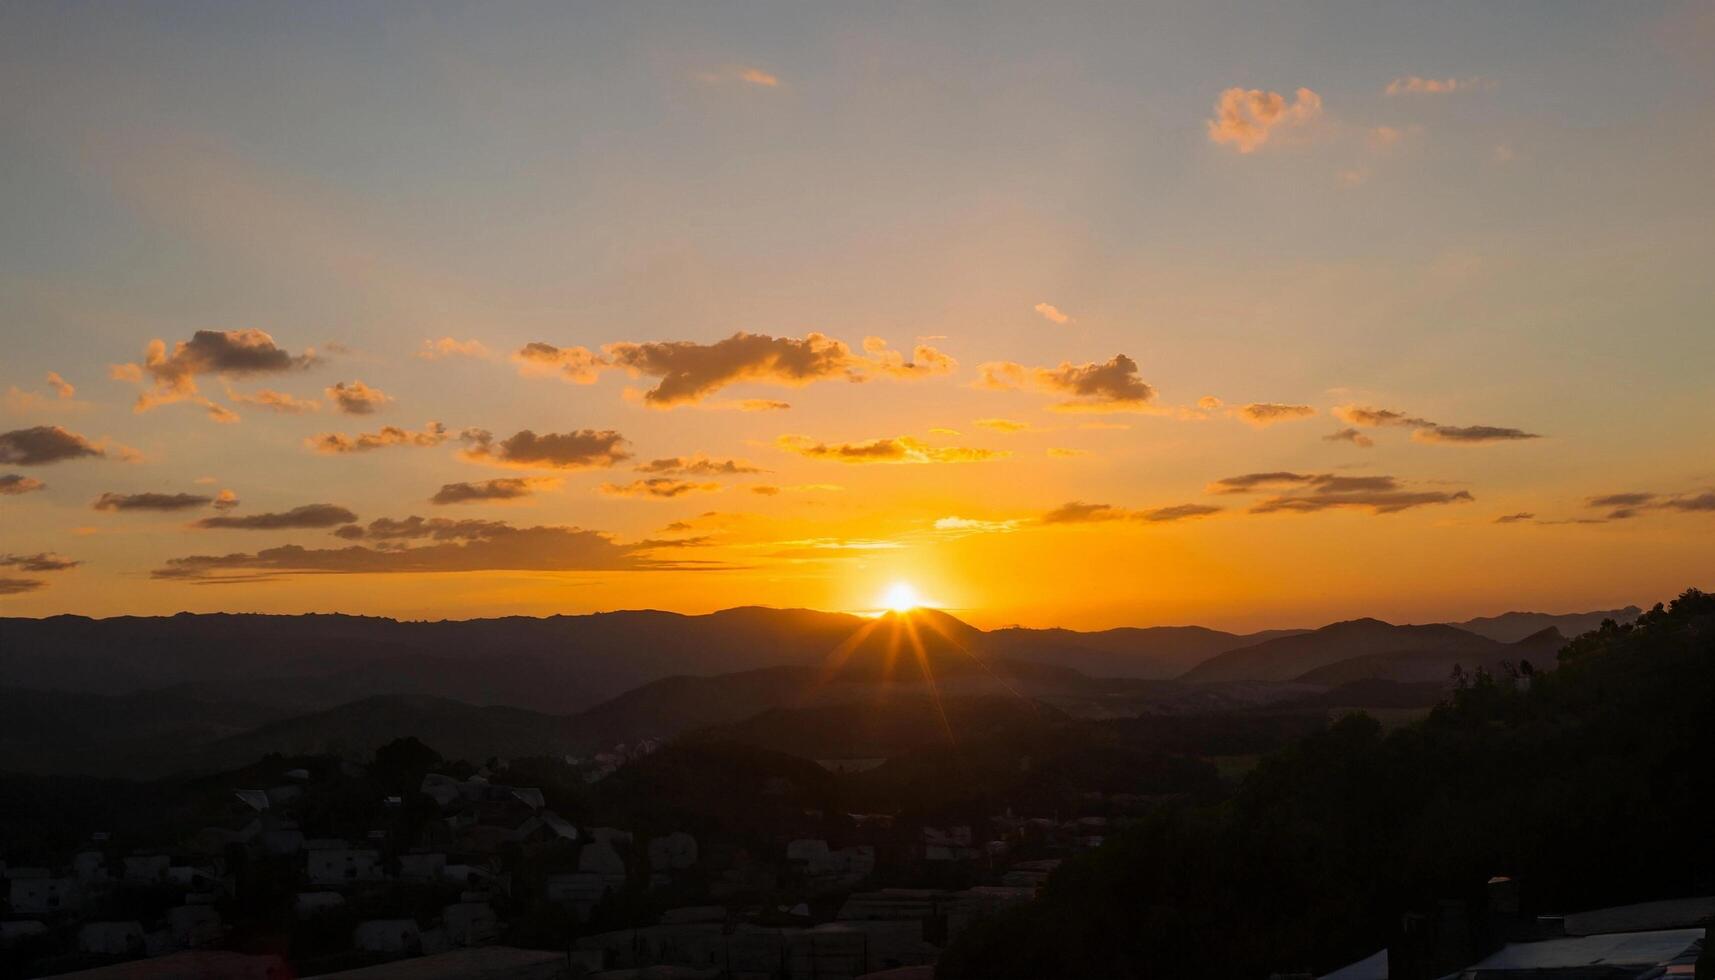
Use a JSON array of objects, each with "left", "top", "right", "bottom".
[{"left": 882, "top": 581, "right": 925, "bottom": 612}]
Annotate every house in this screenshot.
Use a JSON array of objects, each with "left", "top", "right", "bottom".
[
  {"left": 295, "top": 946, "right": 569, "bottom": 979},
  {"left": 1451, "top": 927, "right": 1704, "bottom": 977},
  {"left": 9, "top": 875, "right": 81, "bottom": 914},
  {"left": 122, "top": 854, "right": 171, "bottom": 883},
  {"left": 648, "top": 831, "right": 698, "bottom": 871},
  {"left": 307, "top": 847, "right": 384, "bottom": 885},
  {"left": 71, "top": 851, "right": 110, "bottom": 882},
  {"left": 295, "top": 891, "right": 346, "bottom": 918},
  {"left": 398, "top": 852, "right": 447, "bottom": 881},
  {"left": 77, "top": 921, "right": 147, "bottom": 956},
  {"left": 441, "top": 901, "right": 498, "bottom": 946},
  {"left": 353, "top": 919, "right": 422, "bottom": 954},
  {"left": 167, "top": 904, "right": 223, "bottom": 946},
  {"left": 579, "top": 839, "right": 627, "bottom": 880},
  {"left": 1, "top": 920, "right": 48, "bottom": 948}
]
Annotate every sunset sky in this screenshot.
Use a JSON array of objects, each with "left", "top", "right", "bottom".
[{"left": 3, "top": 1, "right": 1712, "bottom": 630}]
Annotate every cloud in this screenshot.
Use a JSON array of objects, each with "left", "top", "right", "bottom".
[
  {"left": 1034, "top": 302, "right": 1072, "bottom": 325},
  {"left": 934, "top": 516, "right": 1024, "bottom": 534},
  {"left": 1197, "top": 396, "right": 1224, "bottom": 411},
  {"left": 153, "top": 519, "right": 697, "bottom": 583},
  {"left": 1585, "top": 490, "right": 1715, "bottom": 519},
  {"left": 0, "top": 577, "right": 46, "bottom": 596},
  {"left": 1207, "top": 87, "right": 1323, "bottom": 153},
  {"left": 601, "top": 332, "right": 954, "bottom": 408},
  {"left": 776, "top": 434, "right": 1009, "bottom": 464},
  {"left": 698, "top": 65, "right": 781, "bottom": 87},
  {"left": 334, "top": 516, "right": 510, "bottom": 541},
  {"left": 1367, "top": 126, "right": 1408, "bottom": 151},
  {"left": 1207, "top": 471, "right": 1470, "bottom": 513},
  {"left": 430, "top": 477, "right": 559, "bottom": 505},
  {"left": 308, "top": 422, "right": 449, "bottom": 454},
  {"left": 1385, "top": 75, "right": 1487, "bottom": 96},
  {"left": 1411, "top": 425, "right": 1541, "bottom": 444},
  {"left": 1209, "top": 472, "right": 1472, "bottom": 514},
  {"left": 1041, "top": 501, "right": 1222, "bottom": 524},
  {"left": 1495, "top": 512, "right": 1535, "bottom": 524},
  {"left": 227, "top": 387, "right": 318, "bottom": 414},
  {"left": 1324, "top": 427, "right": 1375, "bottom": 448},
  {"left": 1040, "top": 502, "right": 1212, "bottom": 524},
  {"left": 1250, "top": 489, "right": 1474, "bottom": 515},
  {"left": 45, "top": 372, "right": 74, "bottom": 399},
  {"left": 1207, "top": 471, "right": 1340, "bottom": 495},
  {"left": 1140, "top": 504, "right": 1225, "bottom": 523},
  {"left": 514, "top": 343, "right": 610, "bottom": 384},
  {"left": 1663, "top": 492, "right": 1715, "bottom": 512},
  {"left": 419, "top": 337, "right": 491, "bottom": 360},
  {"left": 93, "top": 491, "right": 213, "bottom": 512},
  {"left": 762, "top": 538, "right": 905, "bottom": 560},
  {"left": 739, "top": 399, "right": 791, "bottom": 412},
  {"left": 325, "top": 380, "right": 392, "bottom": 415},
  {"left": 194, "top": 503, "right": 358, "bottom": 530},
  {"left": 0, "top": 426, "right": 104, "bottom": 465},
  {"left": 1333, "top": 405, "right": 1433, "bottom": 428},
  {"left": 1588, "top": 492, "right": 1656, "bottom": 509},
  {"left": 1236, "top": 403, "right": 1315, "bottom": 426},
  {"left": 606, "top": 332, "right": 855, "bottom": 407},
  {"left": 601, "top": 478, "right": 722, "bottom": 499},
  {"left": 1046, "top": 447, "right": 1089, "bottom": 458},
  {"left": 0, "top": 474, "right": 47, "bottom": 495},
  {"left": 861, "top": 337, "right": 958, "bottom": 379},
  {"left": 214, "top": 489, "right": 239, "bottom": 511},
  {"left": 974, "top": 354, "right": 1155, "bottom": 412},
  {"left": 460, "top": 428, "right": 631, "bottom": 470},
  {"left": 751, "top": 485, "right": 781, "bottom": 496},
  {"left": 976, "top": 418, "right": 1032, "bottom": 433},
  {"left": 115, "top": 329, "right": 315, "bottom": 414},
  {"left": 636, "top": 455, "right": 765, "bottom": 476},
  {"left": 1, "top": 553, "right": 80, "bottom": 572},
  {"left": 1334, "top": 405, "right": 1540, "bottom": 445}
]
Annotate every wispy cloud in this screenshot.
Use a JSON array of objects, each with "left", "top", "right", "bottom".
[
  {"left": 1385, "top": 75, "right": 1489, "bottom": 96},
  {"left": 1034, "top": 302, "right": 1072, "bottom": 325},
  {"left": 777, "top": 434, "right": 1008, "bottom": 464}
]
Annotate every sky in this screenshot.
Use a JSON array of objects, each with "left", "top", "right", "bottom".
[{"left": 2, "top": 0, "right": 1712, "bottom": 630}]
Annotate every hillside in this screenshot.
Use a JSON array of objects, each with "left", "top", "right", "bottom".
[
  {"left": 940, "top": 589, "right": 1715, "bottom": 980},
  {"left": 979, "top": 624, "right": 1309, "bottom": 679},
  {"left": 1180, "top": 618, "right": 1509, "bottom": 683},
  {"left": 1450, "top": 606, "right": 1642, "bottom": 643}
]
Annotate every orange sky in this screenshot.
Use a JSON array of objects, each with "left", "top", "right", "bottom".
[{"left": 2, "top": 3, "right": 1712, "bottom": 630}]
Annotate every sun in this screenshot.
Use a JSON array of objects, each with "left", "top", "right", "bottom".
[{"left": 881, "top": 580, "right": 925, "bottom": 612}]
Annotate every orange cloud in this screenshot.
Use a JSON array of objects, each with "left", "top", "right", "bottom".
[
  {"left": 1207, "top": 87, "right": 1323, "bottom": 153},
  {"left": 1236, "top": 403, "right": 1316, "bottom": 426},
  {"left": 419, "top": 337, "right": 491, "bottom": 360},
  {"left": 1034, "top": 302, "right": 1072, "bottom": 325},
  {"left": 308, "top": 422, "right": 449, "bottom": 454},
  {"left": 776, "top": 435, "right": 1009, "bottom": 465},
  {"left": 325, "top": 380, "right": 391, "bottom": 415},
  {"left": 514, "top": 342, "right": 610, "bottom": 384},
  {"left": 975, "top": 354, "right": 1155, "bottom": 413},
  {"left": 601, "top": 478, "right": 722, "bottom": 499}
]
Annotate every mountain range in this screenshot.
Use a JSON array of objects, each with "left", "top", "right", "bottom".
[{"left": 0, "top": 604, "right": 1637, "bottom": 778}]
